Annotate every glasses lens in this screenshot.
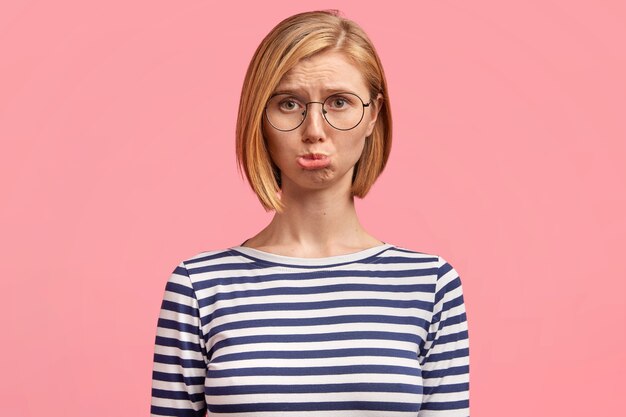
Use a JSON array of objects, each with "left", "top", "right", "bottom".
[
  {"left": 323, "top": 93, "right": 365, "bottom": 130},
  {"left": 265, "top": 94, "right": 305, "bottom": 131}
]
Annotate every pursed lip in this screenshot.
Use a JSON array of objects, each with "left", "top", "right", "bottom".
[
  {"left": 299, "top": 152, "right": 329, "bottom": 159},
  {"left": 297, "top": 153, "right": 330, "bottom": 169}
]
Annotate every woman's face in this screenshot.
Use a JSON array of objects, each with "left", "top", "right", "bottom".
[{"left": 264, "top": 50, "right": 381, "bottom": 196}]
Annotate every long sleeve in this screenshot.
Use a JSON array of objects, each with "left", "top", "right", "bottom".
[
  {"left": 418, "top": 256, "right": 470, "bottom": 416},
  {"left": 151, "top": 262, "right": 208, "bottom": 417}
]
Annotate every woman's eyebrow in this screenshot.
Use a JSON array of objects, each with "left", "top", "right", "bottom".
[
  {"left": 272, "top": 88, "right": 304, "bottom": 96},
  {"left": 272, "top": 86, "right": 357, "bottom": 96}
]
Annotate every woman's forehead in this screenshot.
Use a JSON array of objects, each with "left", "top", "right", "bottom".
[{"left": 276, "top": 51, "right": 367, "bottom": 94}]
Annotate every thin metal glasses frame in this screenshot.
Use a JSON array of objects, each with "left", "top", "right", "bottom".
[{"left": 264, "top": 92, "right": 372, "bottom": 132}]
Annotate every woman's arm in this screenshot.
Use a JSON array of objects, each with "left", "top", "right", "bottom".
[
  {"left": 151, "top": 262, "right": 208, "bottom": 417},
  {"left": 418, "top": 257, "right": 470, "bottom": 416}
]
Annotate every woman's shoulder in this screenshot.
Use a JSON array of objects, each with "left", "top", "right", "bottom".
[
  {"left": 171, "top": 247, "right": 251, "bottom": 274},
  {"left": 382, "top": 244, "right": 437, "bottom": 258},
  {"left": 379, "top": 244, "right": 450, "bottom": 264},
  {"left": 378, "top": 245, "right": 462, "bottom": 279}
]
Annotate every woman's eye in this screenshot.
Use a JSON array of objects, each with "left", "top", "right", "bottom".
[
  {"left": 279, "top": 99, "right": 299, "bottom": 111},
  {"left": 327, "top": 96, "right": 351, "bottom": 109}
]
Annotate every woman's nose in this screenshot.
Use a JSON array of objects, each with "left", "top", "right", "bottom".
[{"left": 301, "top": 102, "right": 327, "bottom": 142}]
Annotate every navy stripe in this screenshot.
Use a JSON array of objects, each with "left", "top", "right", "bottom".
[
  {"left": 189, "top": 261, "right": 269, "bottom": 274},
  {"left": 155, "top": 336, "right": 203, "bottom": 353},
  {"left": 151, "top": 405, "right": 205, "bottom": 417},
  {"left": 423, "top": 382, "right": 469, "bottom": 395},
  {"left": 208, "top": 401, "right": 421, "bottom": 413},
  {"left": 210, "top": 331, "right": 421, "bottom": 355},
  {"left": 160, "top": 300, "right": 197, "bottom": 317},
  {"left": 172, "top": 265, "right": 190, "bottom": 277},
  {"left": 442, "top": 311, "right": 468, "bottom": 327},
  {"left": 208, "top": 314, "right": 428, "bottom": 339},
  {"left": 427, "top": 330, "right": 469, "bottom": 347},
  {"left": 435, "top": 276, "right": 461, "bottom": 305},
  {"left": 212, "top": 347, "right": 417, "bottom": 363},
  {"left": 437, "top": 261, "right": 453, "bottom": 278},
  {"left": 200, "top": 282, "right": 436, "bottom": 307},
  {"left": 152, "top": 370, "right": 204, "bottom": 386},
  {"left": 208, "top": 298, "right": 433, "bottom": 321},
  {"left": 442, "top": 293, "right": 465, "bottom": 311},
  {"left": 164, "top": 281, "right": 195, "bottom": 298},
  {"left": 427, "top": 347, "right": 470, "bottom": 363},
  {"left": 193, "top": 267, "right": 439, "bottom": 291},
  {"left": 157, "top": 318, "right": 199, "bottom": 336},
  {"left": 422, "top": 331, "right": 469, "bottom": 361},
  {"left": 420, "top": 399, "right": 469, "bottom": 410},
  {"left": 207, "top": 364, "right": 420, "bottom": 378},
  {"left": 152, "top": 388, "right": 204, "bottom": 402},
  {"left": 422, "top": 365, "right": 469, "bottom": 379},
  {"left": 427, "top": 314, "right": 468, "bottom": 342},
  {"left": 207, "top": 382, "right": 423, "bottom": 395},
  {"left": 388, "top": 247, "right": 431, "bottom": 256},
  {"left": 432, "top": 298, "right": 466, "bottom": 326},
  {"left": 153, "top": 353, "right": 206, "bottom": 369},
  {"left": 371, "top": 255, "right": 437, "bottom": 264}
]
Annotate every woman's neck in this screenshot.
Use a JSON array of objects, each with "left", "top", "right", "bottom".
[{"left": 243, "top": 185, "right": 382, "bottom": 258}]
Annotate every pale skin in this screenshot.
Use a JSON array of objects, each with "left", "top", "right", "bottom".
[{"left": 242, "top": 50, "right": 384, "bottom": 258}]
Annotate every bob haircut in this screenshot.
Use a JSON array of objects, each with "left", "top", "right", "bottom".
[{"left": 236, "top": 10, "right": 392, "bottom": 212}]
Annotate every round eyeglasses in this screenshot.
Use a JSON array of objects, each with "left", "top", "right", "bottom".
[{"left": 265, "top": 92, "right": 372, "bottom": 131}]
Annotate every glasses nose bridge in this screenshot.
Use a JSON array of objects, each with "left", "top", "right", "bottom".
[
  {"left": 301, "top": 101, "right": 328, "bottom": 132},
  {"left": 303, "top": 100, "right": 327, "bottom": 116}
]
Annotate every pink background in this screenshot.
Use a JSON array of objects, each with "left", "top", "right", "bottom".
[{"left": 1, "top": 0, "right": 625, "bottom": 415}]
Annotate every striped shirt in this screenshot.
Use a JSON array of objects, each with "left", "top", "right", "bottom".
[{"left": 151, "top": 244, "right": 469, "bottom": 416}]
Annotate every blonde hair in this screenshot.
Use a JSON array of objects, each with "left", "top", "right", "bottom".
[{"left": 236, "top": 10, "right": 392, "bottom": 211}]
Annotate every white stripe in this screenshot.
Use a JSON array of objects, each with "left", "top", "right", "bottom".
[
  {"left": 418, "top": 407, "right": 470, "bottom": 417},
  {"left": 162, "top": 289, "right": 196, "bottom": 306},
  {"left": 207, "top": 322, "right": 425, "bottom": 348},
  {"left": 206, "top": 372, "right": 422, "bottom": 387},
  {"left": 156, "top": 327, "right": 202, "bottom": 343},
  {"left": 421, "top": 355, "right": 470, "bottom": 371},
  {"left": 425, "top": 337, "right": 469, "bottom": 355},
  {"left": 153, "top": 344, "right": 205, "bottom": 362},
  {"left": 210, "top": 354, "right": 421, "bottom": 370},
  {"left": 213, "top": 339, "right": 418, "bottom": 358},
  {"left": 203, "top": 305, "right": 432, "bottom": 332},
  {"left": 193, "top": 272, "right": 438, "bottom": 299},
  {"left": 424, "top": 391, "right": 470, "bottom": 402},
  {"left": 206, "top": 391, "right": 422, "bottom": 405},
  {"left": 153, "top": 362, "right": 207, "bottom": 377},
  {"left": 204, "top": 289, "right": 434, "bottom": 308},
  {"left": 422, "top": 373, "right": 469, "bottom": 386},
  {"left": 152, "top": 379, "right": 204, "bottom": 392},
  {"left": 151, "top": 397, "right": 205, "bottom": 410},
  {"left": 158, "top": 309, "right": 197, "bottom": 325},
  {"left": 201, "top": 411, "right": 416, "bottom": 417}
]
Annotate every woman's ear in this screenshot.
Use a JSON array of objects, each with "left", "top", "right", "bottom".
[{"left": 365, "top": 92, "right": 383, "bottom": 137}]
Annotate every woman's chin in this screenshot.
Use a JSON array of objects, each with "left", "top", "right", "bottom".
[{"left": 281, "top": 167, "right": 358, "bottom": 194}]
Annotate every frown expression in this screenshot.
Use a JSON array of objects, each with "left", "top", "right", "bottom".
[{"left": 264, "top": 50, "right": 381, "bottom": 194}]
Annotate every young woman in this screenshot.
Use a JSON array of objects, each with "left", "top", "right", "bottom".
[{"left": 151, "top": 10, "right": 469, "bottom": 417}]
